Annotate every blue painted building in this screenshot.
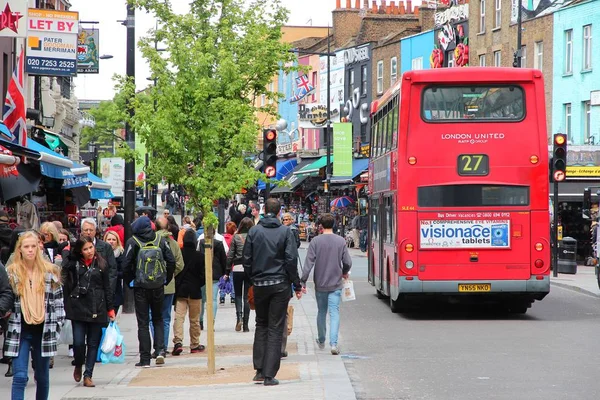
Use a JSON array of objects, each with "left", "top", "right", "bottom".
[
  {"left": 400, "top": 30, "right": 434, "bottom": 75},
  {"left": 552, "top": 0, "right": 600, "bottom": 145}
]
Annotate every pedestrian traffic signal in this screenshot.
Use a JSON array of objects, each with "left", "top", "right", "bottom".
[
  {"left": 552, "top": 133, "right": 567, "bottom": 182},
  {"left": 263, "top": 128, "right": 277, "bottom": 179}
]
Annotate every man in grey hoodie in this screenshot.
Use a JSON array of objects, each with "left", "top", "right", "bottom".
[{"left": 301, "top": 213, "right": 352, "bottom": 355}]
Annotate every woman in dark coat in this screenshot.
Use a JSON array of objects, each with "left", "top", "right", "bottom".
[
  {"left": 62, "top": 237, "right": 115, "bottom": 388},
  {"left": 172, "top": 230, "right": 205, "bottom": 355}
]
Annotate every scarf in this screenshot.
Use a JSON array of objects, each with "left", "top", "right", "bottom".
[{"left": 21, "top": 268, "right": 45, "bottom": 325}]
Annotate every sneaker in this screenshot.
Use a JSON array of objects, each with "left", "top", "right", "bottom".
[
  {"left": 264, "top": 377, "right": 279, "bottom": 386},
  {"left": 230, "top": 297, "right": 235, "bottom": 304},
  {"left": 219, "top": 297, "right": 225, "bottom": 305},
  {"left": 68, "top": 348, "right": 74, "bottom": 358},
  {"left": 190, "top": 345, "right": 206, "bottom": 353},
  {"left": 252, "top": 370, "right": 265, "bottom": 382},
  {"left": 331, "top": 345, "right": 340, "bottom": 355},
  {"left": 155, "top": 354, "right": 165, "bottom": 365},
  {"left": 316, "top": 339, "right": 325, "bottom": 350},
  {"left": 281, "top": 351, "right": 288, "bottom": 358},
  {"left": 172, "top": 343, "right": 183, "bottom": 356},
  {"left": 135, "top": 362, "right": 151, "bottom": 368}
]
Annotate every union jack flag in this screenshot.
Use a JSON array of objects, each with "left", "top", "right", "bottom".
[
  {"left": 3, "top": 48, "right": 26, "bottom": 146},
  {"left": 289, "top": 74, "right": 315, "bottom": 103}
]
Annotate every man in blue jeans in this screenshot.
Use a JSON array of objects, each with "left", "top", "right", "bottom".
[{"left": 301, "top": 213, "right": 352, "bottom": 355}]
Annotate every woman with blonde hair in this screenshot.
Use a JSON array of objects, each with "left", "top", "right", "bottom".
[
  {"left": 103, "top": 230, "right": 125, "bottom": 315},
  {"left": 4, "top": 230, "right": 64, "bottom": 400},
  {"left": 39, "top": 222, "right": 61, "bottom": 265}
]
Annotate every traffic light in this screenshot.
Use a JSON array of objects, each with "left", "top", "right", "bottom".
[
  {"left": 263, "top": 128, "right": 277, "bottom": 179},
  {"left": 552, "top": 133, "right": 567, "bottom": 182},
  {"left": 583, "top": 187, "right": 591, "bottom": 219}
]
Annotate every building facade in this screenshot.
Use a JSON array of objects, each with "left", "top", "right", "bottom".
[
  {"left": 400, "top": 30, "right": 434, "bottom": 74},
  {"left": 342, "top": 43, "right": 373, "bottom": 150},
  {"left": 552, "top": 0, "right": 600, "bottom": 145},
  {"left": 431, "top": 0, "right": 469, "bottom": 68}
]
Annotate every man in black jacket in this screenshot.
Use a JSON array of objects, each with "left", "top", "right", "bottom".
[
  {"left": 124, "top": 216, "right": 176, "bottom": 368},
  {"left": 243, "top": 198, "right": 302, "bottom": 386}
]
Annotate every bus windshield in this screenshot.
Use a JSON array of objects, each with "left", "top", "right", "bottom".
[{"left": 422, "top": 86, "right": 525, "bottom": 121}]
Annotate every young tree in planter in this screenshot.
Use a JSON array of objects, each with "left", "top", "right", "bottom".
[{"left": 127, "top": 0, "right": 296, "bottom": 373}]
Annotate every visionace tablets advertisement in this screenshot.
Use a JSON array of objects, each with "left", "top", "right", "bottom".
[{"left": 419, "top": 219, "right": 510, "bottom": 249}]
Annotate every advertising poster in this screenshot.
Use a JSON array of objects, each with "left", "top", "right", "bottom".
[
  {"left": 26, "top": 8, "right": 78, "bottom": 76},
  {"left": 333, "top": 122, "right": 353, "bottom": 177},
  {"left": 420, "top": 219, "right": 511, "bottom": 249},
  {"left": 100, "top": 157, "right": 124, "bottom": 197},
  {"left": 0, "top": 0, "right": 27, "bottom": 38},
  {"left": 77, "top": 27, "right": 99, "bottom": 73}
]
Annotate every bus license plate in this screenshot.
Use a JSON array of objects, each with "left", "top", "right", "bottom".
[{"left": 458, "top": 283, "right": 491, "bottom": 292}]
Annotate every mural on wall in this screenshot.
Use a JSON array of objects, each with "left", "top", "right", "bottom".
[
  {"left": 341, "top": 43, "right": 371, "bottom": 148},
  {"left": 289, "top": 74, "right": 315, "bottom": 103},
  {"left": 511, "top": 0, "right": 562, "bottom": 23},
  {"left": 430, "top": 1, "right": 469, "bottom": 68}
]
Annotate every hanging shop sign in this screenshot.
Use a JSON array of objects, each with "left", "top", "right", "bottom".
[
  {"left": 333, "top": 123, "right": 353, "bottom": 177},
  {"left": 0, "top": 0, "right": 27, "bottom": 38},
  {"left": 25, "top": 8, "right": 79, "bottom": 76},
  {"left": 298, "top": 103, "right": 341, "bottom": 128},
  {"left": 77, "top": 27, "right": 99, "bottom": 74},
  {"left": 100, "top": 157, "right": 124, "bottom": 197}
]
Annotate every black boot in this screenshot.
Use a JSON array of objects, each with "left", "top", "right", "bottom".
[
  {"left": 243, "top": 318, "right": 250, "bottom": 332},
  {"left": 235, "top": 313, "right": 242, "bottom": 332},
  {"left": 5, "top": 360, "right": 13, "bottom": 377}
]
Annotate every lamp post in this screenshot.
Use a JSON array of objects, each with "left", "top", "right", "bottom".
[
  {"left": 123, "top": 4, "right": 136, "bottom": 244},
  {"left": 87, "top": 143, "right": 98, "bottom": 175},
  {"left": 289, "top": 28, "right": 335, "bottom": 209}
]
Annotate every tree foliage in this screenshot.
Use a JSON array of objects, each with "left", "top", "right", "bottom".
[{"left": 126, "top": 0, "right": 296, "bottom": 226}]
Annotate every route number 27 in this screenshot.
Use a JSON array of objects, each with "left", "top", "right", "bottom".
[{"left": 458, "top": 154, "right": 489, "bottom": 176}]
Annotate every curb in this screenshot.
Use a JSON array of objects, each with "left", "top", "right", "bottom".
[{"left": 551, "top": 281, "right": 600, "bottom": 298}]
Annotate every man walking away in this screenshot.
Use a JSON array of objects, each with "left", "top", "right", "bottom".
[
  {"left": 124, "top": 216, "right": 176, "bottom": 368},
  {"left": 301, "top": 213, "right": 352, "bottom": 355},
  {"left": 243, "top": 198, "right": 302, "bottom": 386}
]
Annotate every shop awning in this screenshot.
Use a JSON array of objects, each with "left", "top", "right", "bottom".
[
  {"left": 88, "top": 172, "right": 114, "bottom": 199},
  {"left": 271, "top": 158, "right": 317, "bottom": 194},
  {"left": 549, "top": 181, "right": 596, "bottom": 202},
  {"left": 0, "top": 137, "right": 40, "bottom": 159},
  {"left": 293, "top": 156, "right": 329, "bottom": 176},
  {"left": 330, "top": 158, "right": 370, "bottom": 184},
  {"left": 26, "top": 140, "right": 74, "bottom": 179},
  {"left": 257, "top": 159, "right": 298, "bottom": 191},
  {"left": 62, "top": 162, "right": 91, "bottom": 189},
  {"left": 0, "top": 163, "right": 42, "bottom": 202}
]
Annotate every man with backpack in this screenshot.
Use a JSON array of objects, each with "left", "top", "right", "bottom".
[{"left": 124, "top": 216, "right": 176, "bottom": 368}]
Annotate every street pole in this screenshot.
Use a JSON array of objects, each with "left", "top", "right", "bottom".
[
  {"left": 552, "top": 181, "right": 559, "bottom": 277},
  {"left": 123, "top": 4, "right": 136, "bottom": 314},
  {"left": 325, "top": 26, "right": 332, "bottom": 210},
  {"left": 93, "top": 145, "right": 98, "bottom": 176},
  {"left": 515, "top": 1, "right": 523, "bottom": 67},
  {"left": 203, "top": 229, "right": 216, "bottom": 374},
  {"left": 144, "top": 152, "right": 149, "bottom": 205}
]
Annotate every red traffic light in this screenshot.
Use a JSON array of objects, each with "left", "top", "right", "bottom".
[
  {"left": 265, "top": 165, "right": 276, "bottom": 178},
  {"left": 554, "top": 134, "right": 566, "bottom": 146},
  {"left": 265, "top": 129, "right": 277, "bottom": 141}
]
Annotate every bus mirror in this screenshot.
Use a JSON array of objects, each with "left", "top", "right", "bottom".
[{"left": 583, "top": 188, "right": 591, "bottom": 219}]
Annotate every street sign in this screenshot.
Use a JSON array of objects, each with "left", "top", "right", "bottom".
[{"left": 553, "top": 170, "right": 565, "bottom": 182}]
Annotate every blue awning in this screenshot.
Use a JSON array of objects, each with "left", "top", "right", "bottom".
[
  {"left": 62, "top": 162, "right": 91, "bottom": 189},
  {"left": 257, "top": 159, "right": 298, "bottom": 190},
  {"left": 88, "top": 172, "right": 114, "bottom": 199},
  {"left": 330, "top": 158, "right": 370, "bottom": 183},
  {"left": 26, "top": 140, "right": 74, "bottom": 179}
]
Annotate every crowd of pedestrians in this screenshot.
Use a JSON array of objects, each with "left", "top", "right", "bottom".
[{"left": 0, "top": 196, "right": 353, "bottom": 397}]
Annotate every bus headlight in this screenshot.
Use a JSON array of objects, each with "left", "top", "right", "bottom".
[{"left": 405, "top": 261, "right": 414, "bottom": 269}]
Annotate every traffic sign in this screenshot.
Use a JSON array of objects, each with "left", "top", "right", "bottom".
[{"left": 553, "top": 170, "right": 565, "bottom": 182}]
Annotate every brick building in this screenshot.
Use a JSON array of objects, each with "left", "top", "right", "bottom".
[{"left": 468, "top": 0, "right": 566, "bottom": 138}]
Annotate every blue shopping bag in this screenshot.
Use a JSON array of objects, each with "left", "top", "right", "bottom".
[
  {"left": 96, "top": 326, "right": 107, "bottom": 362},
  {"left": 100, "top": 322, "right": 126, "bottom": 364}
]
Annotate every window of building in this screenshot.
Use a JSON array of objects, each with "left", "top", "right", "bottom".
[
  {"left": 480, "top": 0, "right": 485, "bottom": 33},
  {"left": 565, "top": 29, "right": 573, "bottom": 74},
  {"left": 520, "top": 46, "right": 526, "bottom": 67},
  {"left": 494, "top": 0, "right": 501, "bottom": 29},
  {"left": 447, "top": 52, "right": 455, "bottom": 68},
  {"left": 377, "top": 60, "right": 383, "bottom": 94},
  {"left": 390, "top": 57, "right": 398, "bottom": 84},
  {"left": 479, "top": 54, "right": 486, "bottom": 66},
  {"left": 361, "top": 65, "right": 367, "bottom": 95},
  {"left": 584, "top": 101, "right": 591, "bottom": 143},
  {"left": 534, "top": 41, "right": 543, "bottom": 72},
  {"left": 494, "top": 50, "right": 501, "bottom": 67},
  {"left": 261, "top": 94, "right": 265, "bottom": 106},
  {"left": 349, "top": 69, "right": 355, "bottom": 94},
  {"left": 565, "top": 103, "right": 572, "bottom": 141},
  {"left": 584, "top": 24, "right": 592, "bottom": 71},
  {"left": 412, "top": 56, "right": 423, "bottom": 70}
]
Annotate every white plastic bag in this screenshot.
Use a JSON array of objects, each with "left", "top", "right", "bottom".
[
  {"left": 59, "top": 319, "right": 73, "bottom": 345},
  {"left": 342, "top": 279, "right": 356, "bottom": 302},
  {"left": 101, "top": 321, "right": 118, "bottom": 354}
]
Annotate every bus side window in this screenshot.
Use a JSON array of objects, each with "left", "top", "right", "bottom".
[
  {"left": 386, "top": 197, "right": 392, "bottom": 243},
  {"left": 392, "top": 97, "right": 399, "bottom": 149},
  {"left": 371, "top": 199, "right": 378, "bottom": 241}
]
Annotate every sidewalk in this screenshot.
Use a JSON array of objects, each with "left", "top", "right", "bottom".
[
  {"left": 0, "top": 289, "right": 356, "bottom": 400},
  {"left": 551, "top": 265, "right": 600, "bottom": 297}
]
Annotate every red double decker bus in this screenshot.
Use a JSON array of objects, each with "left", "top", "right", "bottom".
[{"left": 368, "top": 68, "right": 550, "bottom": 313}]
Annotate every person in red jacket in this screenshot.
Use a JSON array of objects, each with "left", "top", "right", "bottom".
[{"left": 105, "top": 215, "right": 125, "bottom": 245}]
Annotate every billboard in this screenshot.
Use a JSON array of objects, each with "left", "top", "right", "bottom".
[
  {"left": 333, "top": 122, "right": 353, "bottom": 177},
  {"left": 77, "top": 27, "right": 99, "bottom": 74},
  {"left": 419, "top": 219, "right": 511, "bottom": 249},
  {"left": 0, "top": 0, "right": 27, "bottom": 38},
  {"left": 26, "top": 8, "right": 79, "bottom": 76}
]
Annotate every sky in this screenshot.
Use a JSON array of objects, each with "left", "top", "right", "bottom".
[{"left": 71, "top": 0, "right": 339, "bottom": 101}]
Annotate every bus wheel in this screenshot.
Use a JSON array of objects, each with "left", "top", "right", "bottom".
[{"left": 390, "top": 291, "right": 406, "bottom": 313}]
